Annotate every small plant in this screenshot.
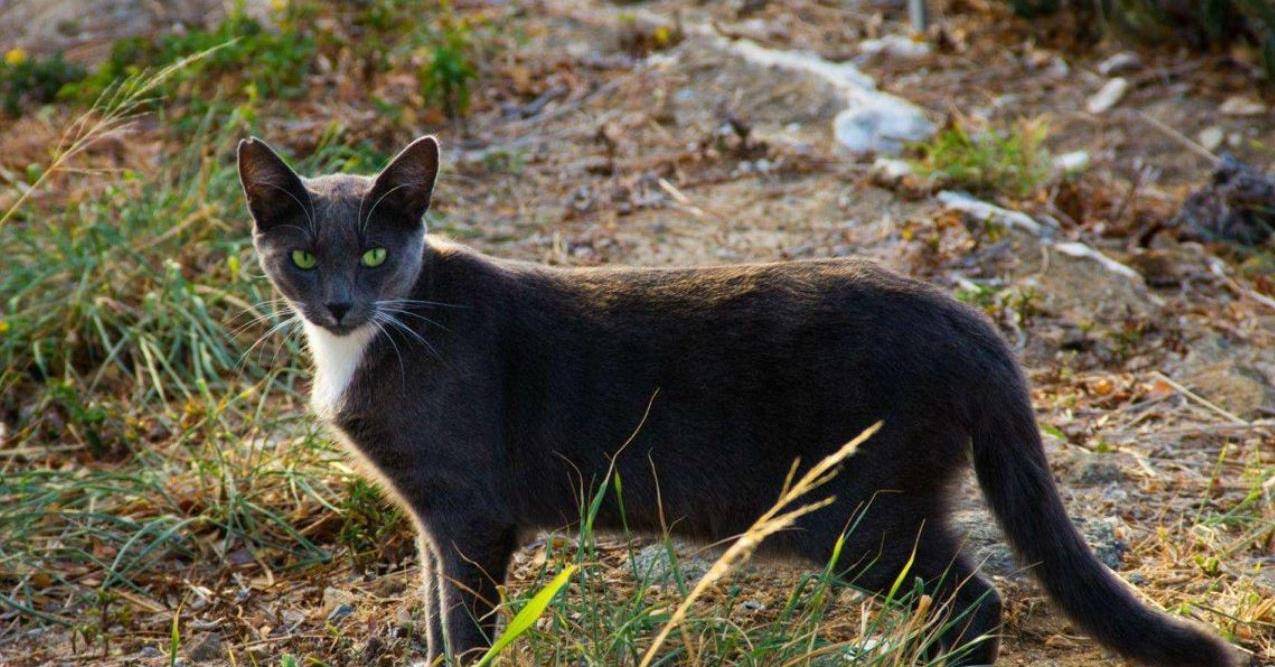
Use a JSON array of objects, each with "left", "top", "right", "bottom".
[
  {"left": 337, "top": 478, "right": 410, "bottom": 568},
  {"left": 911, "top": 118, "right": 1052, "bottom": 198},
  {"left": 418, "top": 5, "right": 479, "bottom": 120},
  {"left": 0, "top": 50, "right": 86, "bottom": 116}
]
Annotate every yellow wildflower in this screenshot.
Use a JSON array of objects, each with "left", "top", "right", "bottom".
[{"left": 4, "top": 48, "right": 27, "bottom": 66}]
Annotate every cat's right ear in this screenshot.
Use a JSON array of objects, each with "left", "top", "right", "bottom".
[{"left": 237, "top": 137, "right": 310, "bottom": 231}]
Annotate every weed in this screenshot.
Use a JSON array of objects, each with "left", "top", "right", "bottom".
[
  {"left": 0, "top": 51, "right": 86, "bottom": 116},
  {"left": 911, "top": 118, "right": 1052, "bottom": 198},
  {"left": 418, "top": 4, "right": 479, "bottom": 120},
  {"left": 337, "top": 478, "right": 410, "bottom": 570}
]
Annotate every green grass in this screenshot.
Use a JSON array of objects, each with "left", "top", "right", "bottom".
[{"left": 910, "top": 119, "right": 1051, "bottom": 199}]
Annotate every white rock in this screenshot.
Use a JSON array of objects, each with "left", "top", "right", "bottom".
[
  {"left": 1198, "top": 126, "right": 1225, "bottom": 152},
  {"left": 1097, "top": 52, "right": 1141, "bottom": 75},
  {"left": 937, "top": 190, "right": 1046, "bottom": 235},
  {"left": 700, "top": 31, "right": 934, "bottom": 154},
  {"left": 1053, "top": 150, "right": 1091, "bottom": 174},
  {"left": 859, "top": 34, "right": 932, "bottom": 59},
  {"left": 1086, "top": 78, "right": 1129, "bottom": 114},
  {"left": 1052, "top": 242, "right": 1143, "bottom": 281},
  {"left": 1219, "top": 95, "right": 1267, "bottom": 117},
  {"left": 870, "top": 157, "right": 914, "bottom": 180}
]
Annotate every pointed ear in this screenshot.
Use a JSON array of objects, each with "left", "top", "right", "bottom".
[
  {"left": 364, "top": 135, "right": 439, "bottom": 227},
  {"left": 237, "top": 137, "right": 310, "bottom": 231}
]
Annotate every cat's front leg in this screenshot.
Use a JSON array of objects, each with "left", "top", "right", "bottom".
[{"left": 420, "top": 510, "right": 518, "bottom": 664}]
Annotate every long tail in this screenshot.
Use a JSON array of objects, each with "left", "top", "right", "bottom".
[{"left": 970, "top": 373, "right": 1241, "bottom": 666}]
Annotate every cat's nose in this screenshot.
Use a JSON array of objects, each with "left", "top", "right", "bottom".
[{"left": 326, "top": 302, "right": 352, "bottom": 323}]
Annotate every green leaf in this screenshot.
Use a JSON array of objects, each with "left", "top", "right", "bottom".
[{"left": 475, "top": 564, "right": 577, "bottom": 667}]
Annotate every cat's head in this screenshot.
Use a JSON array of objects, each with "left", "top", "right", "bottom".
[{"left": 237, "top": 135, "right": 438, "bottom": 336}]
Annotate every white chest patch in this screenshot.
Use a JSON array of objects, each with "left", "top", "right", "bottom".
[{"left": 302, "top": 321, "right": 377, "bottom": 419}]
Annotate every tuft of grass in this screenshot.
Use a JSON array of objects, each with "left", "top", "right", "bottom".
[
  {"left": 911, "top": 119, "right": 1052, "bottom": 199},
  {"left": 337, "top": 477, "right": 410, "bottom": 570},
  {"left": 60, "top": 9, "right": 315, "bottom": 114},
  {"left": 418, "top": 4, "right": 480, "bottom": 120},
  {"left": 0, "top": 50, "right": 86, "bottom": 116}
]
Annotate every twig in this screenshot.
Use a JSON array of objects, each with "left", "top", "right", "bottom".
[
  {"left": 1152, "top": 371, "right": 1248, "bottom": 426},
  {"left": 1134, "top": 112, "right": 1220, "bottom": 166}
]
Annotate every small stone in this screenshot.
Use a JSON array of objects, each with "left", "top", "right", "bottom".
[
  {"left": 137, "top": 646, "right": 163, "bottom": 659},
  {"left": 870, "top": 157, "right": 913, "bottom": 181},
  {"left": 741, "top": 599, "right": 765, "bottom": 611},
  {"left": 1097, "top": 51, "right": 1141, "bottom": 75},
  {"left": 322, "top": 586, "right": 356, "bottom": 610},
  {"left": 631, "top": 543, "right": 712, "bottom": 583},
  {"left": 281, "top": 608, "right": 306, "bottom": 629},
  {"left": 1077, "top": 460, "right": 1124, "bottom": 486},
  {"left": 327, "top": 603, "right": 356, "bottom": 623},
  {"left": 1197, "top": 126, "right": 1225, "bottom": 152},
  {"left": 1086, "top": 78, "right": 1129, "bottom": 114},
  {"left": 1053, "top": 150, "right": 1090, "bottom": 174},
  {"left": 1219, "top": 95, "right": 1267, "bottom": 117},
  {"left": 394, "top": 605, "right": 414, "bottom": 627},
  {"left": 187, "top": 633, "right": 223, "bottom": 663},
  {"left": 859, "top": 34, "right": 932, "bottom": 59}
]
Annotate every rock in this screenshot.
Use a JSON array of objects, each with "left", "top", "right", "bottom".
[
  {"left": 631, "top": 543, "right": 712, "bottom": 583},
  {"left": 696, "top": 28, "right": 934, "bottom": 154},
  {"left": 859, "top": 34, "right": 932, "bottom": 59},
  {"left": 1173, "top": 154, "right": 1275, "bottom": 245},
  {"left": 1052, "top": 242, "right": 1143, "bottom": 282},
  {"left": 327, "top": 603, "right": 356, "bottom": 623},
  {"left": 869, "top": 156, "right": 913, "bottom": 182},
  {"left": 952, "top": 508, "right": 1127, "bottom": 579},
  {"left": 187, "top": 632, "right": 223, "bottom": 663},
  {"left": 1127, "top": 249, "right": 1184, "bottom": 287},
  {"left": 1185, "top": 363, "right": 1267, "bottom": 420},
  {"left": 1097, "top": 51, "right": 1142, "bottom": 75},
  {"left": 1075, "top": 459, "right": 1125, "bottom": 486},
  {"left": 1076, "top": 517, "right": 1127, "bottom": 571},
  {"left": 1086, "top": 78, "right": 1129, "bottom": 114},
  {"left": 1219, "top": 95, "right": 1267, "bottom": 117},
  {"left": 137, "top": 646, "right": 163, "bottom": 659},
  {"left": 1052, "top": 150, "right": 1090, "bottom": 174},
  {"left": 937, "top": 190, "right": 1047, "bottom": 235},
  {"left": 1198, "top": 126, "right": 1225, "bottom": 153}
]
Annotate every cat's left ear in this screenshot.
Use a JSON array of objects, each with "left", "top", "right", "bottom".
[{"left": 364, "top": 135, "right": 439, "bottom": 227}]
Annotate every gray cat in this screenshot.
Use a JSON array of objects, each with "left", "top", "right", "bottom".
[{"left": 238, "top": 135, "right": 1241, "bottom": 666}]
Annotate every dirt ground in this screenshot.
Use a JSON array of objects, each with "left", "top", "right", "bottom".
[{"left": 2, "top": 0, "right": 1273, "bottom": 665}]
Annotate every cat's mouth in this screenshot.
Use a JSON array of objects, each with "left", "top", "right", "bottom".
[{"left": 302, "top": 308, "right": 371, "bottom": 337}]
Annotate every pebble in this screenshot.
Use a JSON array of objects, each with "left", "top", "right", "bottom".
[
  {"left": 1097, "top": 51, "right": 1141, "bottom": 75},
  {"left": 327, "top": 603, "right": 356, "bottom": 623},
  {"left": 631, "top": 543, "right": 712, "bottom": 583},
  {"left": 1219, "top": 95, "right": 1267, "bottom": 117},
  {"left": 1052, "top": 150, "right": 1090, "bottom": 174},
  {"left": 1198, "top": 126, "right": 1226, "bottom": 152},
  {"left": 869, "top": 157, "right": 914, "bottom": 181},
  {"left": 1086, "top": 78, "right": 1129, "bottom": 114},
  {"left": 187, "top": 633, "right": 223, "bottom": 663},
  {"left": 859, "top": 34, "right": 932, "bottom": 59}
]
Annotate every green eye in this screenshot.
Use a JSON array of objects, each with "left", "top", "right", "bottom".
[
  {"left": 361, "top": 247, "right": 387, "bottom": 267},
  {"left": 291, "top": 250, "right": 317, "bottom": 270}
]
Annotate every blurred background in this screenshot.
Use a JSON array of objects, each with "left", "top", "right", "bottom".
[{"left": 0, "top": 1, "right": 1272, "bottom": 665}]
